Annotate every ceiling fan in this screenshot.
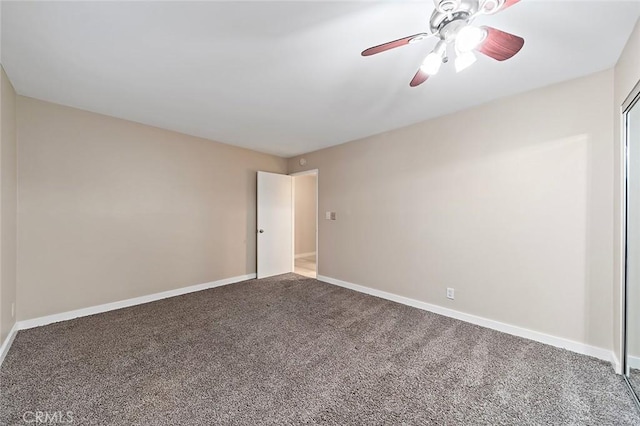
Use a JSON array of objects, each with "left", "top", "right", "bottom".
[{"left": 361, "top": 0, "right": 525, "bottom": 87}]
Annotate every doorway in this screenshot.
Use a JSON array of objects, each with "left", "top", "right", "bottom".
[{"left": 292, "top": 170, "right": 318, "bottom": 278}]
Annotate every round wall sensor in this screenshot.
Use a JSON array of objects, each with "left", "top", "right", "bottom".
[{"left": 299, "top": 158, "right": 307, "bottom": 166}]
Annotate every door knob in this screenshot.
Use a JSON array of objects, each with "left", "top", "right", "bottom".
[{"left": 259, "top": 229, "right": 264, "bottom": 233}]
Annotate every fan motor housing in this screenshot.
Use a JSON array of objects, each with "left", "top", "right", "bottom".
[{"left": 429, "top": 0, "right": 479, "bottom": 34}]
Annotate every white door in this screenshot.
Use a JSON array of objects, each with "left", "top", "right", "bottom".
[{"left": 257, "top": 171, "right": 293, "bottom": 279}]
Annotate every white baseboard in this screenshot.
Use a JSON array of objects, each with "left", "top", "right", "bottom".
[
  {"left": 628, "top": 354, "right": 640, "bottom": 370},
  {"left": 317, "top": 275, "right": 614, "bottom": 365},
  {"left": 0, "top": 322, "right": 19, "bottom": 367},
  {"left": 17, "top": 273, "right": 256, "bottom": 331},
  {"left": 3, "top": 273, "right": 618, "bottom": 372},
  {"left": 295, "top": 252, "right": 316, "bottom": 259}
]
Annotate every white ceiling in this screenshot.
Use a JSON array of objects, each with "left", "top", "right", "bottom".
[{"left": 2, "top": 1, "right": 640, "bottom": 157}]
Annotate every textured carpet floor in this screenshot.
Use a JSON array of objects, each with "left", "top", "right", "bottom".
[
  {"left": 629, "top": 368, "right": 640, "bottom": 401},
  {"left": 1, "top": 274, "right": 639, "bottom": 425}
]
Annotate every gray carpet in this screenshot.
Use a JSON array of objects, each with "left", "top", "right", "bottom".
[
  {"left": 1, "top": 274, "right": 638, "bottom": 425},
  {"left": 629, "top": 368, "right": 640, "bottom": 402}
]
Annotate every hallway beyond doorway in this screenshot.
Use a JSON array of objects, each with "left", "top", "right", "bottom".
[{"left": 294, "top": 254, "right": 316, "bottom": 278}]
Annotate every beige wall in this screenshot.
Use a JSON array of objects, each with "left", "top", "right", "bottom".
[
  {"left": 17, "top": 96, "right": 287, "bottom": 320},
  {"left": 0, "top": 66, "right": 17, "bottom": 344},
  {"left": 289, "top": 70, "right": 615, "bottom": 351},
  {"left": 614, "top": 18, "right": 640, "bottom": 367},
  {"left": 294, "top": 174, "right": 316, "bottom": 256}
]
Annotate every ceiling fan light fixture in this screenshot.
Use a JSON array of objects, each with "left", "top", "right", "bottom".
[
  {"left": 455, "top": 25, "right": 487, "bottom": 52},
  {"left": 455, "top": 51, "right": 477, "bottom": 72},
  {"left": 420, "top": 40, "right": 447, "bottom": 75},
  {"left": 421, "top": 52, "right": 443, "bottom": 75}
]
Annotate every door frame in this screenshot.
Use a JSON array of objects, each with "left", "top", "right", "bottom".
[
  {"left": 290, "top": 169, "right": 319, "bottom": 277},
  {"left": 621, "top": 78, "right": 640, "bottom": 408}
]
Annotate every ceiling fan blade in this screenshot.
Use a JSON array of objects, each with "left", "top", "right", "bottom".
[
  {"left": 409, "top": 69, "right": 429, "bottom": 87},
  {"left": 362, "top": 33, "right": 430, "bottom": 56},
  {"left": 501, "top": 0, "right": 521, "bottom": 11},
  {"left": 476, "top": 26, "right": 524, "bottom": 61}
]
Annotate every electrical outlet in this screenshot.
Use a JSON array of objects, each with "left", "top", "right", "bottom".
[
  {"left": 11, "top": 302, "right": 15, "bottom": 318},
  {"left": 446, "top": 288, "right": 455, "bottom": 300}
]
